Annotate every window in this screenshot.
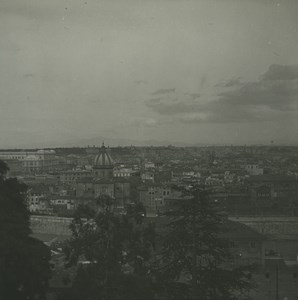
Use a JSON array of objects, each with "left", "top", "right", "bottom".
[{"left": 250, "top": 241, "right": 256, "bottom": 248}]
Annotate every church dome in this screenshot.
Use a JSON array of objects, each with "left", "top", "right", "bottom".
[{"left": 94, "top": 143, "right": 113, "bottom": 169}]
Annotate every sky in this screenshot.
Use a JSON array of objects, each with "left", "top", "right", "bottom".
[{"left": 1, "top": 0, "right": 298, "bottom": 148}]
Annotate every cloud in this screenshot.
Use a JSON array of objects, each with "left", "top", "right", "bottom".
[
  {"left": 185, "top": 93, "right": 201, "bottom": 100},
  {"left": 147, "top": 100, "right": 202, "bottom": 115},
  {"left": 24, "top": 73, "right": 34, "bottom": 78},
  {"left": 218, "top": 77, "right": 298, "bottom": 111},
  {"left": 215, "top": 77, "right": 244, "bottom": 88},
  {"left": 146, "top": 92, "right": 202, "bottom": 115},
  {"left": 134, "top": 80, "right": 147, "bottom": 85},
  {"left": 262, "top": 64, "right": 298, "bottom": 81},
  {"left": 130, "top": 117, "right": 160, "bottom": 127},
  {"left": 200, "top": 74, "right": 208, "bottom": 89},
  {"left": 178, "top": 106, "right": 278, "bottom": 124},
  {"left": 146, "top": 64, "right": 298, "bottom": 124},
  {"left": 151, "top": 88, "right": 175, "bottom": 95},
  {"left": 0, "top": 2, "right": 59, "bottom": 21}
]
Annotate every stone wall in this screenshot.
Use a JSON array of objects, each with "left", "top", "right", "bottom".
[
  {"left": 30, "top": 216, "right": 72, "bottom": 235},
  {"left": 30, "top": 215, "right": 298, "bottom": 237},
  {"left": 229, "top": 216, "right": 298, "bottom": 235}
]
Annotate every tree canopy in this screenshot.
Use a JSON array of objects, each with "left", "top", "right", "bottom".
[
  {"left": 0, "top": 161, "right": 51, "bottom": 300},
  {"left": 154, "top": 185, "right": 253, "bottom": 300},
  {"left": 63, "top": 196, "right": 156, "bottom": 300},
  {"left": 62, "top": 186, "right": 254, "bottom": 300}
]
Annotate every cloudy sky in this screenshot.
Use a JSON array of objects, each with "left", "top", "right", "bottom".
[{"left": 1, "top": 0, "right": 298, "bottom": 147}]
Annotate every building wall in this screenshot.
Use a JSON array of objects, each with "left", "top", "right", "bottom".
[
  {"left": 0, "top": 150, "right": 59, "bottom": 173},
  {"left": 94, "top": 182, "right": 114, "bottom": 198},
  {"left": 114, "top": 182, "right": 130, "bottom": 207},
  {"left": 229, "top": 239, "right": 263, "bottom": 266},
  {"left": 76, "top": 178, "right": 130, "bottom": 209},
  {"left": 76, "top": 182, "right": 95, "bottom": 197},
  {"left": 28, "top": 196, "right": 50, "bottom": 213},
  {"left": 0, "top": 151, "right": 32, "bottom": 160},
  {"left": 139, "top": 185, "right": 171, "bottom": 211},
  {"left": 250, "top": 262, "right": 298, "bottom": 300},
  {"left": 113, "top": 168, "right": 135, "bottom": 177},
  {"left": 264, "top": 239, "right": 298, "bottom": 261},
  {"left": 92, "top": 168, "right": 113, "bottom": 179},
  {"left": 50, "top": 199, "right": 75, "bottom": 210},
  {"left": 245, "top": 164, "right": 264, "bottom": 175},
  {"left": 59, "top": 170, "right": 91, "bottom": 185}
]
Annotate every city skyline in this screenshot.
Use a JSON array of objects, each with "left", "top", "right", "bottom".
[{"left": 1, "top": 0, "right": 298, "bottom": 148}]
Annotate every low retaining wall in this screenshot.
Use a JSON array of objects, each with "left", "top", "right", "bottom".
[
  {"left": 229, "top": 216, "right": 298, "bottom": 235},
  {"left": 30, "top": 216, "right": 72, "bottom": 235},
  {"left": 30, "top": 215, "right": 298, "bottom": 236}
]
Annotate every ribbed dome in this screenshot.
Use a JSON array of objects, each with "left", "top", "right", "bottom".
[{"left": 94, "top": 143, "right": 113, "bottom": 168}]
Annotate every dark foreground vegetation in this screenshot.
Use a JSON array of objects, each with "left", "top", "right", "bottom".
[{"left": 0, "top": 160, "right": 253, "bottom": 300}]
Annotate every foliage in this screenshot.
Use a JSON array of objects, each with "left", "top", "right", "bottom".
[
  {"left": 0, "top": 160, "right": 52, "bottom": 300},
  {"left": 62, "top": 185, "right": 254, "bottom": 300},
  {"left": 154, "top": 185, "right": 253, "bottom": 300},
  {"left": 63, "top": 196, "right": 156, "bottom": 300},
  {"left": 0, "top": 160, "right": 9, "bottom": 177},
  {"left": 126, "top": 201, "right": 147, "bottom": 223}
]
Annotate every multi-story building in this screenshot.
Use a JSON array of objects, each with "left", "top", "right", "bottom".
[
  {"left": 247, "top": 175, "right": 298, "bottom": 214},
  {"left": 27, "top": 188, "right": 51, "bottom": 214},
  {"left": 144, "top": 161, "right": 155, "bottom": 169},
  {"left": 222, "top": 220, "right": 265, "bottom": 266},
  {"left": 0, "top": 150, "right": 32, "bottom": 160},
  {"left": 59, "top": 170, "right": 91, "bottom": 186},
  {"left": 245, "top": 164, "right": 264, "bottom": 176},
  {"left": 138, "top": 183, "right": 172, "bottom": 212},
  {"left": 113, "top": 168, "right": 137, "bottom": 178},
  {"left": 50, "top": 198, "right": 76, "bottom": 211},
  {"left": 0, "top": 149, "right": 59, "bottom": 173},
  {"left": 141, "top": 171, "right": 154, "bottom": 183}
]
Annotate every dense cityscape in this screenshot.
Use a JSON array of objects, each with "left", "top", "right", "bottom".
[
  {"left": 3, "top": 144, "right": 298, "bottom": 217},
  {"left": 2, "top": 144, "right": 298, "bottom": 299}
]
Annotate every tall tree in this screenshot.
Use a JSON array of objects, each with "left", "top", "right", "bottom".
[
  {"left": 63, "top": 195, "right": 156, "bottom": 300},
  {"left": 0, "top": 161, "right": 52, "bottom": 300},
  {"left": 155, "top": 185, "right": 252, "bottom": 300}
]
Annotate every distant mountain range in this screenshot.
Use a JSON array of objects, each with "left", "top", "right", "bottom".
[
  {"left": 1, "top": 135, "right": 295, "bottom": 150},
  {"left": 56, "top": 136, "right": 198, "bottom": 148},
  {"left": 0, "top": 136, "right": 196, "bottom": 149}
]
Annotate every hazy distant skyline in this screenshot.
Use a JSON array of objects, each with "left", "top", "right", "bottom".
[{"left": 1, "top": 0, "right": 298, "bottom": 148}]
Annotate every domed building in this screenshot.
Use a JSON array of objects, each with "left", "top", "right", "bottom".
[
  {"left": 75, "top": 143, "right": 130, "bottom": 209},
  {"left": 92, "top": 143, "right": 114, "bottom": 179}
]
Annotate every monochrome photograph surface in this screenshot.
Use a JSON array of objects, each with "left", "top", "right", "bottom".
[{"left": 1, "top": 0, "right": 298, "bottom": 299}]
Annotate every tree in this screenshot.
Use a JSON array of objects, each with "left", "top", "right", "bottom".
[
  {"left": 63, "top": 195, "right": 156, "bottom": 300},
  {"left": 155, "top": 185, "right": 252, "bottom": 300},
  {"left": 0, "top": 161, "right": 52, "bottom": 300}
]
